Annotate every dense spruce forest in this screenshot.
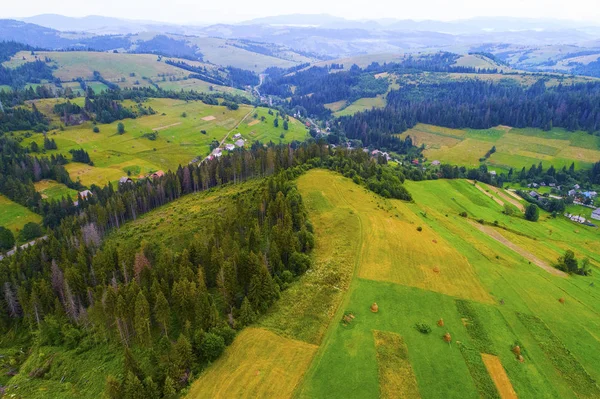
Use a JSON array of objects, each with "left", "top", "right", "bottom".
[{"left": 384, "top": 80, "right": 600, "bottom": 133}]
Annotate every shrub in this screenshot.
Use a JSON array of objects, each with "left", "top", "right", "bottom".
[
  {"left": 525, "top": 204, "right": 539, "bottom": 222},
  {"left": 18, "top": 222, "right": 43, "bottom": 241},
  {"left": 200, "top": 332, "right": 225, "bottom": 362},
  {"left": 93, "top": 126, "right": 100, "bottom": 133},
  {"left": 459, "top": 211, "right": 468, "bottom": 217},
  {"left": 117, "top": 122, "right": 125, "bottom": 134},
  {"left": 415, "top": 323, "right": 432, "bottom": 334},
  {"left": 416, "top": 226, "right": 423, "bottom": 232}
]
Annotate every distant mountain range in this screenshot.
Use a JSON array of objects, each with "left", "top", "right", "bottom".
[{"left": 2, "top": 14, "right": 600, "bottom": 77}]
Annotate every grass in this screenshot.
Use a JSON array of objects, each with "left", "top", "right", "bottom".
[
  {"left": 3, "top": 343, "right": 123, "bottom": 399},
  {"left": 372, "top": 330, "right": 420, "bottom": 399},
  {"left": 481, "top": 354, "right": 518, "bottom": 399},
  {"left": 400, "top": 123, "right": 600, "bottom": 170},
  {"left": 334, "top": 96, "right": 387, "bottom": 117},
  {"left": 185, "top": 328, "right": 317, "bottom": 399},
  {"left": 19, "top": 100, "right": 305, "bottom": 187},
  {"left": 33, "top": 180, "right": 78, "bottom": 202},
  {"left": 0, "top": 194, "right": 42, "bottom": 238},
  {"left": 296, "top": 171, "right": 600, "bottom": 399}
]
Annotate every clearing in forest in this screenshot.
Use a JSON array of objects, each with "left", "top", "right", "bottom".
[{"left": 185, "top": 328, "right": 317, "bottom": 399}]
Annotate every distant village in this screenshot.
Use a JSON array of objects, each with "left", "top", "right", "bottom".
[{"left": 524, "top": 182, "right": 600, "bottom": 224}]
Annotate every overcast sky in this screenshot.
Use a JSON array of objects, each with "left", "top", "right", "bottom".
[{"left": 3, "top": 0, "right": 599, "bottom": 25}]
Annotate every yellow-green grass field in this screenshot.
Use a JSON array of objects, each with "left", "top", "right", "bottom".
[
  {"left": 18, "top": 99, "right": 306, "bottom": 186},
  {"left": 333, "top": 96, "right": 387, "bottom": 117},
  {"left": 3, "top": 52, "right": 203, "bottom": 83},
  {"left": 33, "top": 180, "right": 78, "bottom": 202},
  {"left": 297, "top": 171, "right": 600, "bottom": 399},
  {"left": 185, "top": 328, "right": 317, "bottom": 399},
  {"left": 155, "top": 78, "right": 250, "bottom": 97},
  {"left": 401, "top": 123, "right": 600, "bottom": 171},
  {"left": 0, "top": 195, "right": 42, "bottom": 237}
]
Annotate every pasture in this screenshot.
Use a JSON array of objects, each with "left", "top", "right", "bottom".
[
  {"left": 0, "top": 195, "right": 42, "bottom": 238},
  {"left": 296, "top": 171, "right": 600, "bottom": 398},
  {"left": 33, "top": 180, "right": 78, "bottom": 202},
  {"left": 19, "top": 99, "right": 306, "bottom": 186},
  {"left": 400, "top": 123, "right": 600, "bottom": 171}
]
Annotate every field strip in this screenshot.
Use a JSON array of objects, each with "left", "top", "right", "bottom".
[
  {"left": 485, "top": 185, "right": 525, "bottom": 212},
  {"left": 481, "top": 354, "right": 518, "bottom": 399},
  {"left": 186, "top": 328, "right": 317, "bottom": 399},
  {"left": 201, "top": 115, "right": 216, "bottom": 121},
  {"left": 373, "top": 330, "right": 421, "bottom": 399},
  {"left": 469, "top": 221, "right": 566, "bottom": 277},
  {"left": 470, "top": 181, "right": 504, "bottom": 207},
  {"left": 152, "top": 122, "right": 181, "bottom": 131},
  {"left": 248, "top": 119, "right": 260, "bottom": 126},
  {"left": 505, "top": 189, "right": 523, "bottom": 201}
]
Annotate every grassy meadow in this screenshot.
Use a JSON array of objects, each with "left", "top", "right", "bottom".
[
  {"left": 33, "top": 180, "right": 78, "bottom": 202},
  {"left": 18, "top": 99, "right": 306, "bottom": 187},
  {"left": 294, "top": 171, "right": 600, "bottom": 399},
  {"left": 400, "top": 123, "right": 600, "bottom": 171},
  {"left": 0, "top": 195, "right": 43, "bottom": 238}
]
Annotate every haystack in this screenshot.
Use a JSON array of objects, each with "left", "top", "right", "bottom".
[
  {"left": 370, "top": 303, "right": 379, "bottom": 313},
  {"left": 433, "top": 267, "right": 441, "bottom": 274},
  {"left": 432, "top": 239, "right": 438, "bottom": 244},
  {"left": 558, "top": 297, "right": 565, "bottom": 304},
  {"left": 443, "top": 332, "right": 452, "bottom": 343},
  {"left": 437, "top": 318, "right": 444, "bottom": 327},
  {"left": 517, "top": 355, "right": 525, "bottom": 363},
  {"left": 512, "top": 345, "right": 521, "bottom": 356}
]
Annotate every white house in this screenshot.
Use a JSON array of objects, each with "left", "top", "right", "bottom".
[
  {"left": 233, "top": 133, "right": 242, "bottom": 140},
  {"left": 592, "top": 208, "right": 600, "bottom": 221},
  {"left": 235, "top": 139, "right": 245, "bottom": 147},
  {"left": 224, "top": 144, "right": 235, "bottom": 151}
]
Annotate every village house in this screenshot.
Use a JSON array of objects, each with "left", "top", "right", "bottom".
[
  {"left": 574, "top": 184, "right": 581, "bottom": 190},
  {"left": 568, "top": 189, "right": 576, "bottom": 196},
  {"left": 489, "top": 171, "right": 497, "bottom": 176},
  {"left": 592, "top": 208, "right": 600, "bottom": 221},
  {"left": 233, "top": 133, "right": 242, "bottom": 140},
  {"left": 74, "top": 189, "right": 93, "bottom": 206},
  {"left": 235, "top": 139, "right": 245, "bottom": 147},
  {"left": 224, "top": 143, "right": 235, "bottom": 151},
  {"left": 431, "top": 160, "right": 441, "bottom": 166},
  {"left": 151, "top": 170, "right": 165, "bottom": 179},
  {"left": 529, "top": 191, "right": 539, "bottom": 198},
  {"left": 119, "top": 177, "right": 133, "bottom": 184}
]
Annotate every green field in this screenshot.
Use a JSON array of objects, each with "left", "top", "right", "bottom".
[
  {"left": 333, "top": 96, "right": 387, "bottom": 117},
  {"left": 184, "top": 169, "right": 600, "bottom": 398},
  {"left": 33, "top": 180, "right": 78, "bottom": 202},
  {"left": 400, "top": 123, "right": 600, "bottom": 171},
  {"left": 18, "top": 99, "right": 306, "bottom": 186},
  {"left": 0, "top": 195, "right": 43, "bottom": 238}
]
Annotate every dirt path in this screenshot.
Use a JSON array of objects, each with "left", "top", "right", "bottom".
[
  {"left": 470, "top": 181, "right": 504, "bottom": 207},
  {"left": 200, "top": 108, "right": 254, "bottom": 163},
  {"left": 481, "top": 354, "right": 517, "bottom": 399},
  {"left": 487, "top": 185, "right": 525, "bottom": 212},
  {"left": 469, "top": 221, "right": 566, "bottom": 277},
  {"left": 152, "top": 122, "right": 181, "bottom": 131}
]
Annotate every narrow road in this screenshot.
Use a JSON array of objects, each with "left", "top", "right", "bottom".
[
  {"left": 200, "top": 108, "right": 255, "bottom": 163},
  {"left": 0, "top": 235, "right": 48, "bottom": 261}
]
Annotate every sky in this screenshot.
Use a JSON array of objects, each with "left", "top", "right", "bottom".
[{"left": 2, "top": 0, "right": 599, "bottom": 25}]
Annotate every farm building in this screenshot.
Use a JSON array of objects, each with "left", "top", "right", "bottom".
[
  {"left": 233, "top": 133, "right": 242, "bottom": 139},
  {"left": 119, "top": 177, "right": 133, "bottom": 184},
  {"left": 235, "top": 139, "right": 245, "bottom": 147},
  {"left": 592, "top": 208, "right": 600, "bottom": 221},
  {"left": 151, "top": 170, "right": 165, "bottom": 179},
  {"left": 79, "top": 190, "right": 93, "bottom": 199},
  {"left": 225, "top": 144, "right": 235, "bottom": 151},
  {"left": 431, "top": 160, "right": 441, "bottom": 166}
]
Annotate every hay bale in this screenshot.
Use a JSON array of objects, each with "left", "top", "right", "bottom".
[
  {"left": 558, "top": 298, "right": 565, "bottom": 304},
  {"left": 370, "top": 303, "right": 379, "bottom": 313},
  {"left": 437, "top": 318, "right": 444, "bottom": 327},
  {"left": 443, "top": 332, "right": 452, "bottom": 343},
  {"left": 432, "top": 239, "right": 437, "bottom": 244},
  {"left": 432, "top": 267, "right": 441, "bottom": 274},
  {"left": 517, "top": 355, "right": 525, "bottom": 363},
  {"left": 512, "top": 345, "right": 521, "bottom": 356}
]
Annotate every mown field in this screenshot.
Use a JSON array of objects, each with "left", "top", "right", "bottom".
[
  {"left": 33, "top": 180, "right": 78, "bottom": 202},
  {"left": 184, "top": 169, "right": 600, "bottom": 399},
  {"left": 18, "top": 99, "right": 307, "bottom": 187},
  {"left": 400, "top": 123, "right": 600, "bottom": 171}
]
